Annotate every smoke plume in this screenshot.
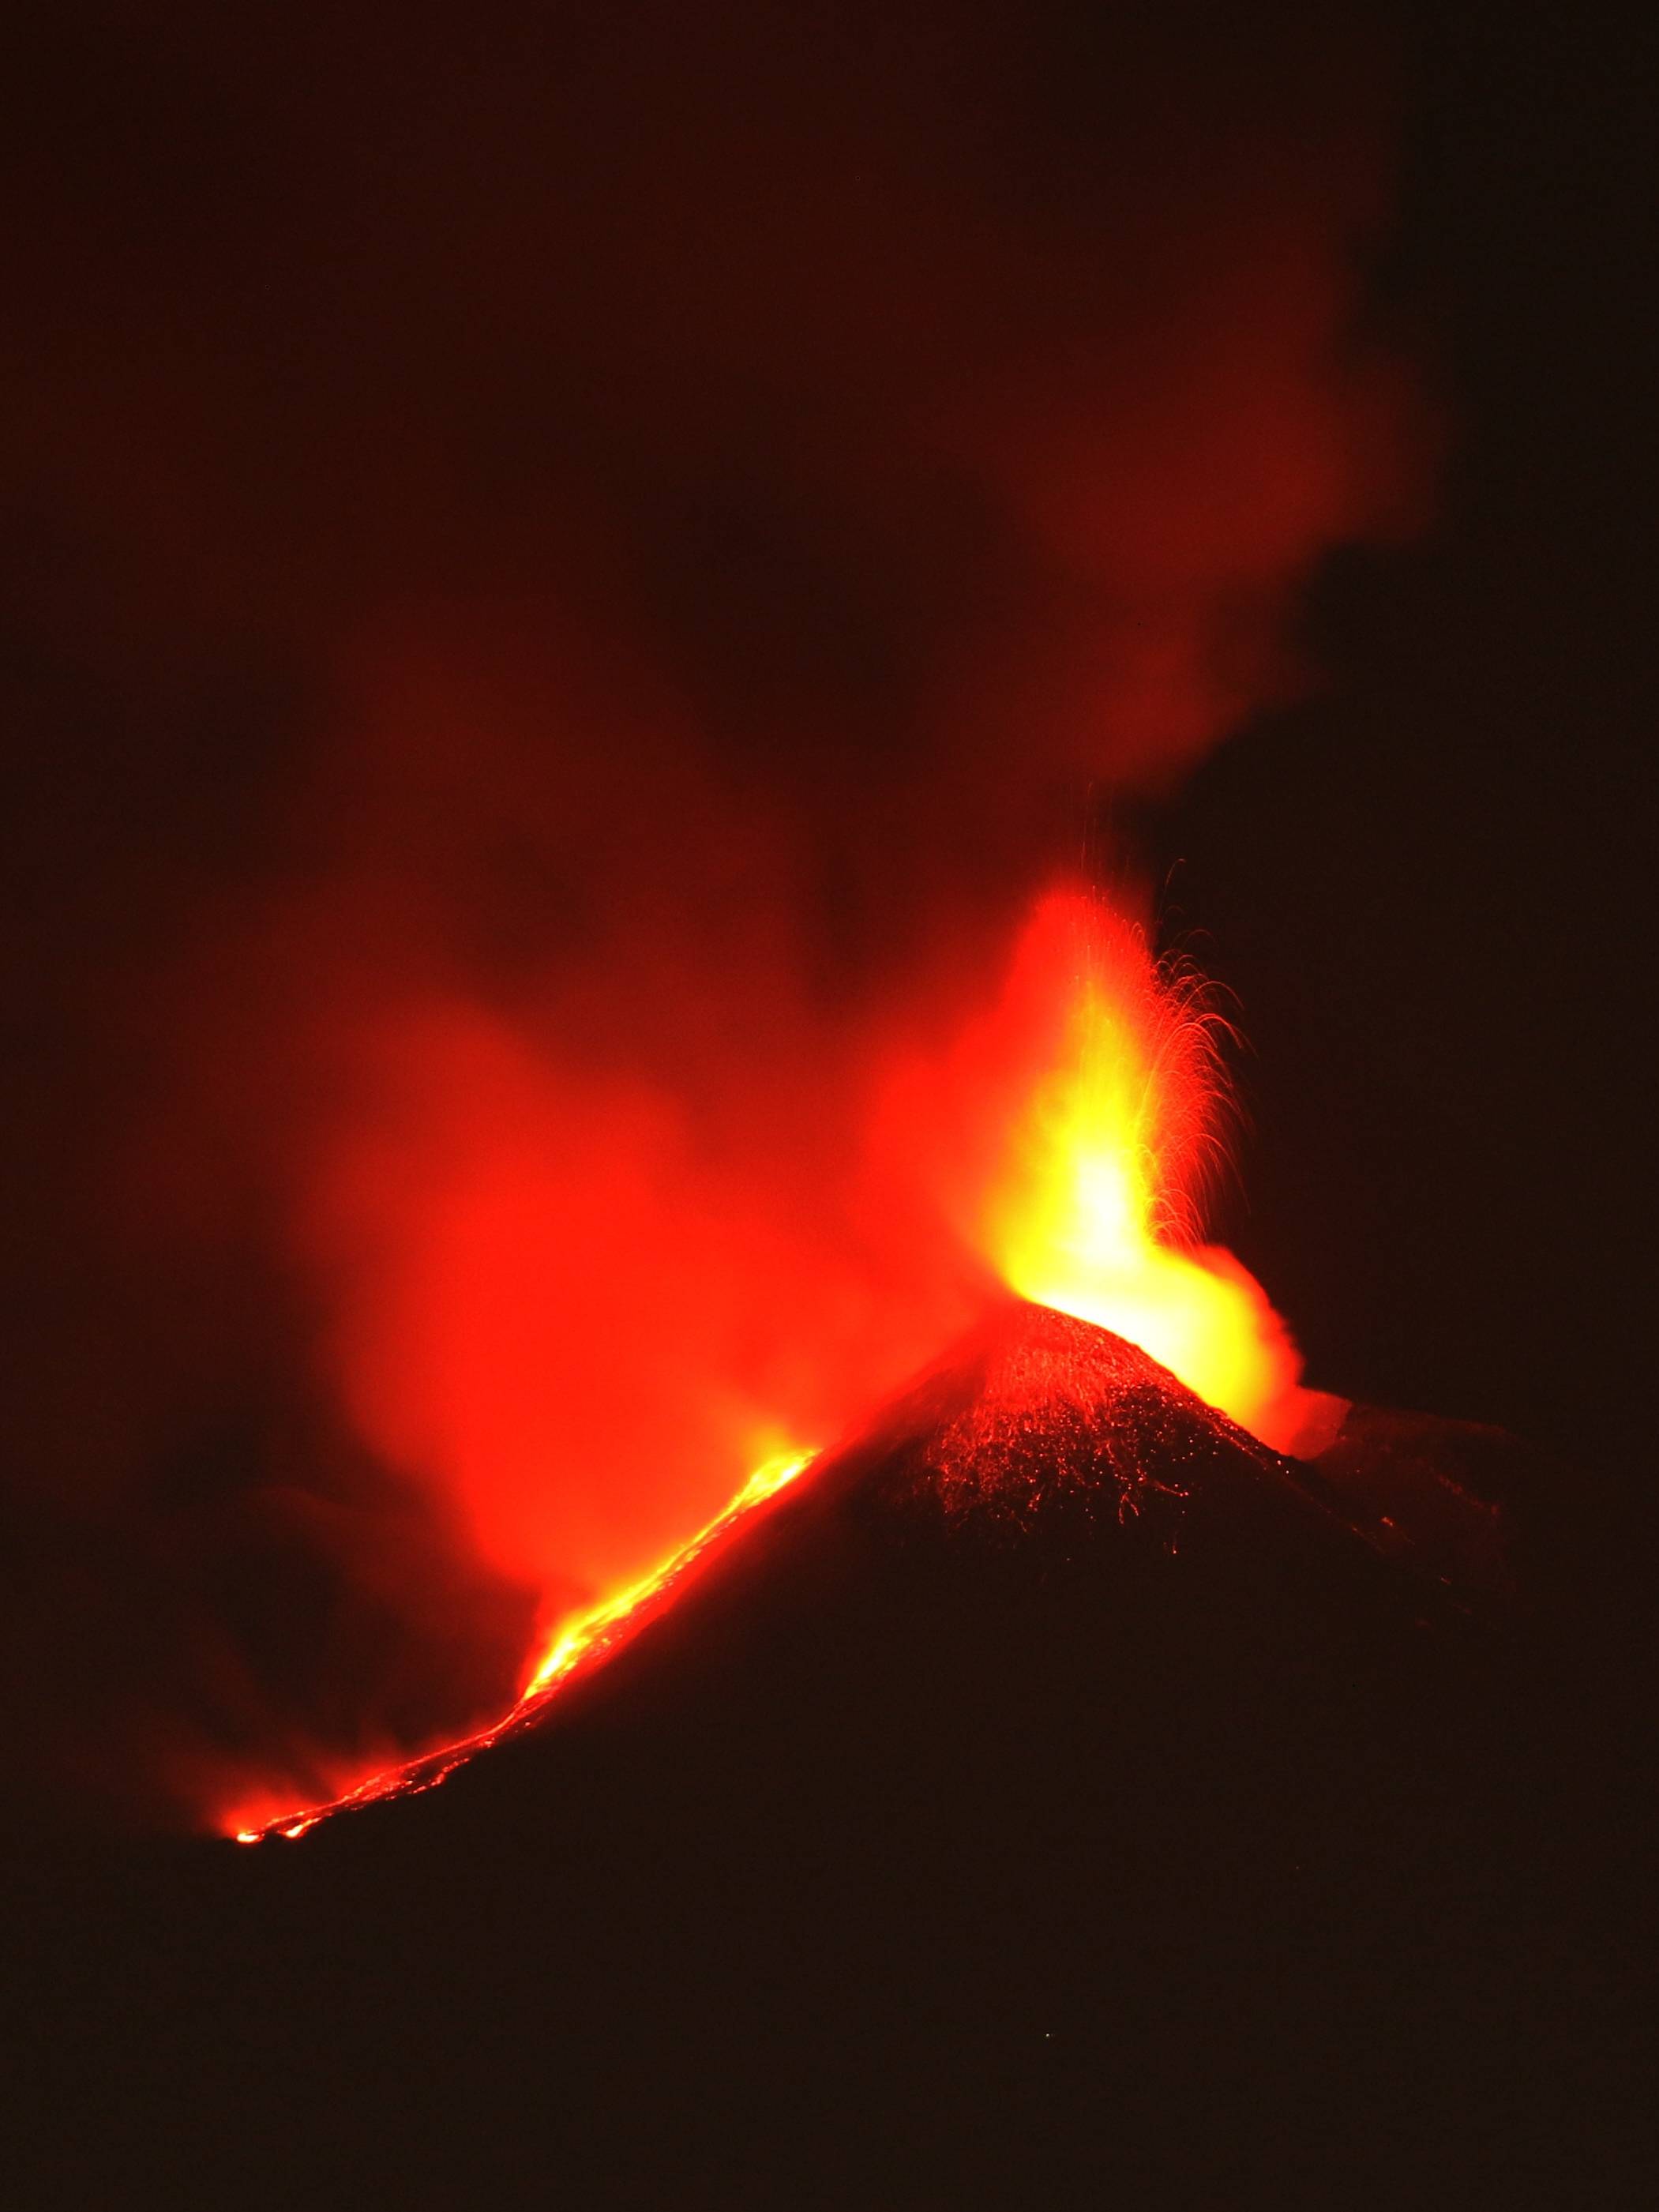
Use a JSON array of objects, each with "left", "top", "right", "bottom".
[{"left": 1, "top": 2, "right": 1424, "bottom": 1823}]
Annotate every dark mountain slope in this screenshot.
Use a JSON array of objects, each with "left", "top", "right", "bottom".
[{"left": 8, "top": 1303, "right": 1636, "bottom": 2206}]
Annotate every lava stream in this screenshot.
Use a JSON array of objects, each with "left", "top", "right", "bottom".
[{"left": 228, "top": 1446, "right": 815, "bottom": 1842}]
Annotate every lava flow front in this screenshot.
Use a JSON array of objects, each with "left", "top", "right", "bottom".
[
  {"left": 231, "top": 1444, "right": 816, "bottom": 1841},
  {"left": 228, "top": 887, "right": 1325, "bottom": 1842}
]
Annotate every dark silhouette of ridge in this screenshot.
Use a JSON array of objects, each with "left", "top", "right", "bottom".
[
  {"left": 234, "top": 1297, "right": 1507, "bottom": 1842},
  {"left": 233, "top": 1298, "right": 1392, "bottom": 1838},
  {"left": 6, "top": 1302, "right": 1635, "bottom": 2208}
]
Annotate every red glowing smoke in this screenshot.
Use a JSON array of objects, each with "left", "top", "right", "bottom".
[
  {"left": 0, "top": 3, "right": 1425, "bottom": 1824},
  {"left": 224, "top": 881, "right": 1346, "bottom": 1848}
]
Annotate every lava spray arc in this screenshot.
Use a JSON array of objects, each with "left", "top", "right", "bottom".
[
  {"left": 228, "top": 888, "right": 1327, "bottom": 1842},
  {"left": 966, "top": 892, "right": 1330, "bottom": 1454}
]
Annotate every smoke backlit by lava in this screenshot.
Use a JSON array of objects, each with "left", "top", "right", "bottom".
[{"left": 227, "top": 884, "right": 1334, "bottom": 1841}]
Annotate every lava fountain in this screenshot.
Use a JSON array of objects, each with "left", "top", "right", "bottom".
[{"left": 962, "top": 890, "right": 1334, "bottom": 1456}]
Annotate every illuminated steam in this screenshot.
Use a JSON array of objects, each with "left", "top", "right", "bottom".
[{"left": 0, "top": 2, "right": 1424, "bottom": 1823}]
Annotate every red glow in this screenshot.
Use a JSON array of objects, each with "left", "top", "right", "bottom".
[
  {"left": 223, "top": 885, "right": 1331, "bottom": 1839},
  {"left": 224, "top": 1444, "right": 816, "bottom": 1842},
  {"left": 945, "top": 892, "right": 1325, "bottom": 1451}
]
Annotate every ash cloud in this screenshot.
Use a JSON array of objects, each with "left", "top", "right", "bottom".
[{"left": 0, "top": 2, "right": 1425, "bottom": 1823}]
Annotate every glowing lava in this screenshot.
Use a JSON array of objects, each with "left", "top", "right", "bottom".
[
  {"left": 950, "top": 891, "right": 1323, "bottom": 1453},
  {"left": 229, "top": 1444, "right": 815, "bottom": 1842},
  {"left": 520, "top": 1446, "right": 813, "bottom": 1696}
]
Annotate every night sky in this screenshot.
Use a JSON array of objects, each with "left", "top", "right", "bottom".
[{"left": 1162, "top": 11, "right": 1650, "bottom": 1487}]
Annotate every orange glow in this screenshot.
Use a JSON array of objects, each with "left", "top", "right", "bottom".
[
  {"left": 521, "top": 1444, "right": 813, "bottom": 1696},
  {"left": 222, "top": 884, "right": 1333, "bottom": 1842},
  {"left": 978, "top": 893, "right": 1302, "bottom": 1443},
  {"left": 227, "top": 1442, "right": 816, "bottom": 1842},
  {"left": 876, "top": 888, "right": 1329, "bottom": 1454}
]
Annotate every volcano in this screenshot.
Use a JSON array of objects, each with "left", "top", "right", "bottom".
[
  {"left": 14, "top": 1298, "right": 1623, "bottom": 2210},
  {"left": 228, "top": 1295, "right": 1501, "bottom": 1842}
]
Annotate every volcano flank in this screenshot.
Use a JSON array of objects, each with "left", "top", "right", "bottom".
[
  {"left": 15, "top": 1299, "right": 1615, "bottom": 2209},
  {"left": 235, "top": 1298, "right": 1486, "bottom": 1840}
]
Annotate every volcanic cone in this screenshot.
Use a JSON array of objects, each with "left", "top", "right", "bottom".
[{"left": 16, "top": 1301, "right": 1597, "bottom": 2210}]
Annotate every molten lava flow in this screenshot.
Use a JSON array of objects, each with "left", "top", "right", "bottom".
[
  {"left": 228, "top": 1444, "right": 815, "bottom": 1842},
  {"left": 520, "top": 1446, "right": 813, "bottom": 1696},
  {"left": 970, "top": 891, "right": 1319, "bottom": 1452}
]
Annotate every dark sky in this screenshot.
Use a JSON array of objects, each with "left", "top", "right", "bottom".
[
  {"left": 1160, "top": 2, "right": 1651, "bottom": 1486},
  {"left": 1, "top": 0, "right": 1650, "bottom": 1824}
]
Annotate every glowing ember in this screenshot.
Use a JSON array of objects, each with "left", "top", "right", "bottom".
[{"left": 228, "top": 1444, "right": 815, "bottom": 1842}]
